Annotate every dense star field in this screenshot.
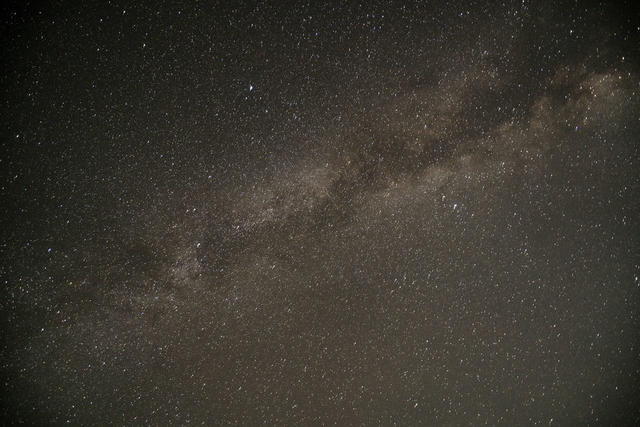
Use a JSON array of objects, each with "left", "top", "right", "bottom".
[{"left": 1, "top": 1, "right": 639, "bottom": 424}]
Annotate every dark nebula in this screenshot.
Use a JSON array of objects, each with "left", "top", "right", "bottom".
[{"left": 1, "top": 1, "right": 639, "bottom": 424}]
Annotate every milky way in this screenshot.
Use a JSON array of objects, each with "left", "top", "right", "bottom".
[{"left": 1, "top": 1, "right": 639, "bottom": 424}]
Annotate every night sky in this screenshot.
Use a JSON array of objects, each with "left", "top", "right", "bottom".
[{"left": 2, "top": 0, "right": 639, "bottom": 424}]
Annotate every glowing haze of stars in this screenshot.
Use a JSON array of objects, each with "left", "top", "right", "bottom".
[{"left": 1, "top": 1, "right": 639, "bottom": 425}]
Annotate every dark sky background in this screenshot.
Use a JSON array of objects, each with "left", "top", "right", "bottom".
[{"left": 1, "top": 0, "right": 639, "bottom": 424}]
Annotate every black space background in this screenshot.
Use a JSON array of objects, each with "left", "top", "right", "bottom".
[{"left": 1, "top": 0, "right": 640, "bottom": 425}]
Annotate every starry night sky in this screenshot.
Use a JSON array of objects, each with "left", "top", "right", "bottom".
[{"left": 1, "top": 0, "right": 639, "bottom": 424}]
